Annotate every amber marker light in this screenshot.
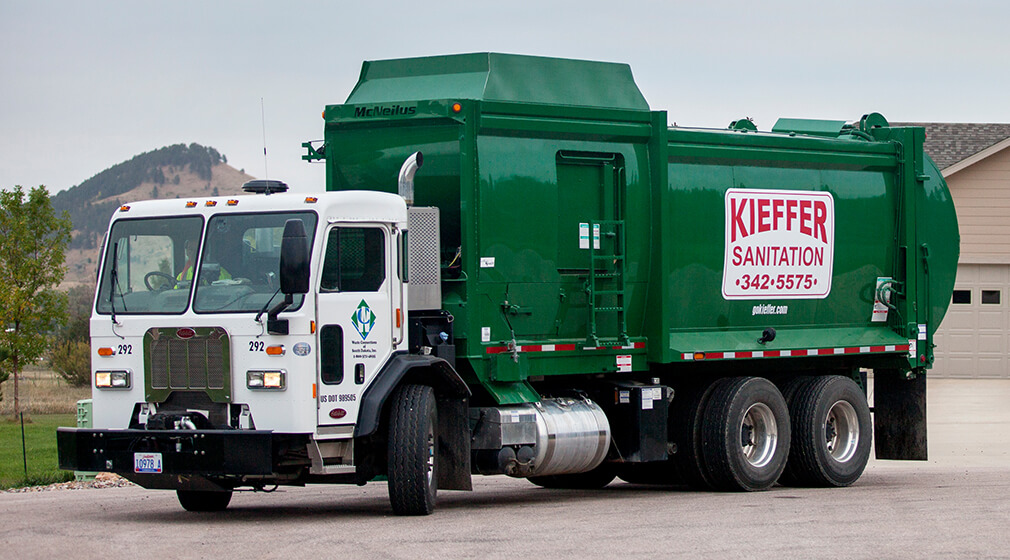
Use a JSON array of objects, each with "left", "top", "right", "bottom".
[
  {"left": 98, "top": 347, "right": 115, "bottom": 357},
  {"left": 266, "top": 345, "right": 285, "bottom": 356},
  {"left": 310, "top": 321, "right": 316, "bottom": 334},
  {"left": 185, "top": 201, "right": 197, "bottom": 208},
  {"left": 119, "top": 205, "right": 130, "bottom": 212},
  {"left": 205, "top": 200, "right": 217, "bottom": 207},
  {"left": 227, "top": 199, "right": 239, "bottom": 206},
  {"left": 451, "top": 102, "right": 462, "bottom": 113},
  {"left": 304, "top": 197, "right": 318, "bottom": 204},
  {"left": 693, "top": 352, "right": 706, "bottom": 361}
]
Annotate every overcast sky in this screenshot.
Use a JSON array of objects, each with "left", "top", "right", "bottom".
[{"left": 2, "top": 0, "right": 1008, "bottom": 194}]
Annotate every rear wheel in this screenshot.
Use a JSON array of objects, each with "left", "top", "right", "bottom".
[
  {"left": 775, "top": 376, "right": 812, "bottom": 486},
  {"left": 701, "top": 377, "right": 790, "bottom": 491},
  {"left": 783, "top": 375, "right": 871, "bottom": 487},
  {"left": 177, "top": 490, "right": 232, "bottom": 512},
  {"left": 387, "top": 384, "right": 438, "bottom": 515},
  {"left": 669, "top": 382, "right": 718, "bottom": 489}
]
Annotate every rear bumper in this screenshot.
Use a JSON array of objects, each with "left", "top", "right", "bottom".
[{"left": 57, "top": 427, "right": 302, "bottom": 477}]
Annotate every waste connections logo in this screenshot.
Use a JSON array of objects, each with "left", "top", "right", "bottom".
[{"left": 351, "top": 300, "right": 377, "bottom": 339}]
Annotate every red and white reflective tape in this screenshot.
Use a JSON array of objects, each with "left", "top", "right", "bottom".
[
  {"left": 486, "top": 342, "right": 645, "bottom": 355},
  {"left": 682, "top": 344, "right": 909, "bottom": 361}
]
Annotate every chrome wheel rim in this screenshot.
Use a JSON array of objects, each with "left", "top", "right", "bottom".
[
  {"left": 825, "top": 400, "right": 859, "bottom": 463},
  {"left": 741, "top": 402, "right": 778, "bottom": 468}
]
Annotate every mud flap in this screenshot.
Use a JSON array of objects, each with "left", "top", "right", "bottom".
[
  {"left": 873, "top": 369, "right": 927, "bottom": 460},
  {"left": 437, "top": 394, "right": 472, "bottom": 491}
]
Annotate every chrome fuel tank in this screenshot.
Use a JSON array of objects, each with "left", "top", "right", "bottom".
[{"left": 471, "top": 396, "right": 610, "bottom": 478}]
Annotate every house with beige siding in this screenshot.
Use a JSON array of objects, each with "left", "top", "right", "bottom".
[{"left": 898, "top": 123, "right": 1010, "bottom": 378}]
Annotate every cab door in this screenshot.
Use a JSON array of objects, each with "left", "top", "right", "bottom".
[{"left": 316, "top": 223, "right": 399, "bottom": 426}]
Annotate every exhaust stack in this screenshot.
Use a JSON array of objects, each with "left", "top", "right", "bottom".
[{"left": 397, "top": 152, "right": 423, "bottom": 205}]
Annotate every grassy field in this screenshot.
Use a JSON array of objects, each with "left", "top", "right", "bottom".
[
  {"left": 0, "top": 366, "right": 90, "bottom": 489},
  {"left": 0, "top": 365, "right": 91, "bottom": 416},
  {"left": 0, "top": 414, "right": 77, "bottom": 489}
]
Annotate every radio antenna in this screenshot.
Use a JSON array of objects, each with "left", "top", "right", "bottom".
[{"left": 261, "top": 97, "right": 269, "bottom": 179}]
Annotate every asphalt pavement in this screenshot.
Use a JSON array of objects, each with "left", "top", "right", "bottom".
[{"left": 2, "top": 378, "right": 1008, "bottom": 559}]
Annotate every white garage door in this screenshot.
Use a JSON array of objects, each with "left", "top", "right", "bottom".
[{"left": 932, "top": 264, "right": 1009, "bottom": 378}]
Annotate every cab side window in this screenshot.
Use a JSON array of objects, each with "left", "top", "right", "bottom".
[{"left": 321, "top": 227, "right": 386, "bottom": 292}]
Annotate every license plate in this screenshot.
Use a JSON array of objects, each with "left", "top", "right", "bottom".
[{"left": 134, "top": 452, "right": 163, "bottom": 474}]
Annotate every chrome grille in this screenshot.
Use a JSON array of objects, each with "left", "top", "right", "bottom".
[{"left": 146, "top": 327, "right": 229, "bottom": 394}]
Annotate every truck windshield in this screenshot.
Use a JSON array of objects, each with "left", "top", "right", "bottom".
[
  {"left": 96, "top": 216, "right": 204, "bottom": 315},
  {"left": 193, "top": 211, "right": 318, "bottom": 313}
]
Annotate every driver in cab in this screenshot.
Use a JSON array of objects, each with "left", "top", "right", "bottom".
[{"left": 176, "top": 238, "right": 231, "bottom": 285}]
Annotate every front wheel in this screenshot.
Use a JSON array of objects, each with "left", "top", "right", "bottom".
[
  {"left": 387, "top": 384, "right": 438, "bottom": 515},
  {"left": 782, "top": 376, "right": 872, "bottom": 487},
  {"left": 177, "top": 490, "right": 232, "bottom": 512},
  {"left": 701, "top": 377, "right": 790, "bottom": 491}
]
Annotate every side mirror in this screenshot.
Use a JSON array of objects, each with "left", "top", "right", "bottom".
[{"left": 279, "top": 219, "right": 310, "bottom": 294}]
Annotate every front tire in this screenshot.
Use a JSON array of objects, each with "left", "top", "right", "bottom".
[
  {"left": 783, "top": 375, "right": 871, "bottom": 487},
  {"left": 387, "top": 384, "right": 438, "bottom": 515},
  {"left": 177, "top": 490, "right": 232, "bottom": 512},
  {"left": 701, "top": 377, "right": 790, "bottom": 491}
]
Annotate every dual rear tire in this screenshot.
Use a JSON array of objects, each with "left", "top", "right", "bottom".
[
  {"left": 672, "top": 374, "right": 871, "bottom": 491},
  {"left": 700, "top": 377, "right": 791, "bottom": 491},
  {"left": 781, "top": 375, "right": 872, "bottom": 487}
]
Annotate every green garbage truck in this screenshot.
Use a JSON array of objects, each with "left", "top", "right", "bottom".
[{"left": 58, "top": 53, "right": 959, "bottom": 515}]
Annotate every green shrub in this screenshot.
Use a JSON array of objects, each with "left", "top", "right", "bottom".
[{"left": 50, "top": 341, "right": 91, "bottom": 387}]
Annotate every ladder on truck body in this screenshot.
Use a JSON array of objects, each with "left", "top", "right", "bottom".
[{"left": 586, "top": 219, "right": 629, "bottom": 347}]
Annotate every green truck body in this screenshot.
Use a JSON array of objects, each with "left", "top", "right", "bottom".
[{"left": 311, "top": 53, "right": 958, "bottom": 403}]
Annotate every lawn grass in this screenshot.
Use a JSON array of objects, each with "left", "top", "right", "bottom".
[{"left": 0, "top": 414, "right": 77, "bottom": 489}]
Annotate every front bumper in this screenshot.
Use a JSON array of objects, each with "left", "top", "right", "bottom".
[{"left": 57, "top": 427, "right": 299, "bottom": 480}]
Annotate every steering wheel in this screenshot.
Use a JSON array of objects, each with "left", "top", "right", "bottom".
[{"left": 145, "top": 271, "right": 178, "bottom": 292}]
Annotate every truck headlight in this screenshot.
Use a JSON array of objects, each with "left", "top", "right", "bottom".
[
  {"left": 95, "top": 370, "right": 131, "bottom": 389},
  {"left": 247, "top": 370, "right": 286, "bottom": 390}
]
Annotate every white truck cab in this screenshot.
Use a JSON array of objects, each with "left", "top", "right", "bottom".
[
  {"left": 91, "top": 187, "right": 408, "bottom": 438},
  {"left": 62, "top": 167, "right": 472, "bottom": 514}
]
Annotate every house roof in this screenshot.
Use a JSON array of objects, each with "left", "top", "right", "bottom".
[{"left": 894, "top": 122, "right": 1010, "bottom": 170}]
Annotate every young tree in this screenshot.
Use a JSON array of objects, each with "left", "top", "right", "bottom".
[
  {"left": 50, "top": 284, "right": 93, "bottom": 387},
  {"left": 0, "top": 346, "right": 9, "bottom": 403},
  {"left": 0, "top": 185, "right": 72, "bottom": 419}
]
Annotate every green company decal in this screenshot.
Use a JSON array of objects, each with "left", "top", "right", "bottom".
[{"left": 352, "top": 299, "right": 377, "bottom": 339}]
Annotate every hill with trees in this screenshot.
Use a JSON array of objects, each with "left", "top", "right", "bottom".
[{"left": 52, "top": 143, "right": 255, "bottom": 286}]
